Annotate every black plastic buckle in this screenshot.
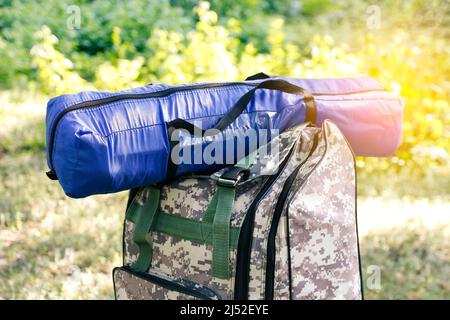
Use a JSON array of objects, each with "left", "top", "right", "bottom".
[{"left": 217, "top": 167, "right": 249, "bottom": 187}]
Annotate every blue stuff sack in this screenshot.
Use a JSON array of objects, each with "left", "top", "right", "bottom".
[{"left": 45, "top": 74, "right": 403, "bottom": 198}]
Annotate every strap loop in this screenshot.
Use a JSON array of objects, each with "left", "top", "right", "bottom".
[
  {"left": 167, "top": 78, "right": 316, "bottom": 135},
  {"left": 166, "top": 79, "right": 315, "bottom": 179},
  {"left": 245, "top": 72, "right": 271, "bottom": 81},
  {"left": 209, "top": 151, "right": 255, "bottom": 278},
  {"left": 211, "top": 185, "right": 236, "bottom": 279},
  {"left": 125, "top": 186, "right": 160, "bottom": 273}
]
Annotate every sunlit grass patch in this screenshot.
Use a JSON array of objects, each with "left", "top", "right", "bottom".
[
  {"left": 361, "top": 222, "right": 449, "bottom": 300},
  {"left": 0, "top": 160, "right": 127, "bottom": 299},
  {"left": 0, "top": 147, "right": 127, "bottom": 298},
  {"left": 358, "top": 197, "right": 449, "bottom": 299},
  {"left": 0, "top": 96, "right": 127, "bottom": 299}
]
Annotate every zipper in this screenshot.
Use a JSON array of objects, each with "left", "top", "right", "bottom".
[
  {"left": 233, "top": 143, "right": 296, "bottom": 300},
  {"left": 115, "top": 266, "right": 220, "bottom": 300},
  {"left": 264, "top": 132, "right": 320, "bottom": 300},
  {"left": 285, "top": 127, "right": 330, "bottom": 299},
  {"left": 46, "top": 82, "right": 256, "bottom": 178}
]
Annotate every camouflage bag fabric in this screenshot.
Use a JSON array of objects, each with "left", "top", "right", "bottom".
[{"left": 113, "top": 120, "right": 363, "bottom": 300}]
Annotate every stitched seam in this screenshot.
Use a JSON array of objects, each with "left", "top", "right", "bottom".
[
  {"left": 95, "top": 103, "right": 299, "bottom": 138},
  {"left": 63, "top": 86, "right": 251, "bottom": 116},
  {"left": 49, "top": 85, "right": 241, "bottom": 114},
  {"left": 48, "top": 85, "right": 397, "bottom": 130},
  {"left": 229, "top": 248, "right": 237, "bottom": 296},
  {"left": 259, "top": 197, "right": 278, "bottom": 298},
  {"left": 103, "top": 109, "right": 285, "bottom": 138},
  {"left": 274, "top": 230, "right": 281, "bottom": 299},
  {"left": 47, "top": 85, "right": 249, "bottom": 132},
  {"left": 68, "top": 131, "right": 82, "bottom": 194},
  {"left": 314, "top": 97, "right": 402, "bottom": 102},
  {"left": 51, "top": 117, "right": 66, "bottom": 170}
]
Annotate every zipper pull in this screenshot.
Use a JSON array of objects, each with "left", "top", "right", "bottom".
[{"left": 46, "top": 169, "right": 58, "bottom": 180}]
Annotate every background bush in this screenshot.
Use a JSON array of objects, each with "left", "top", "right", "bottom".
[
  {"left": 1, "top": 0, "right": 448, "bottom": 189},
  {"left": 0, "top": 0, "right": 448, "bottom": 299}
]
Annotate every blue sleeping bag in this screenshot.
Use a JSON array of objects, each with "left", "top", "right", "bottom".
[{"left": 45, "top": 74, "right": 403, "bottom": 198}]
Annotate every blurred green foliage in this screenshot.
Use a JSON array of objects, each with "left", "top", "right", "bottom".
[
  {"left": 0, "top": 0, "right": 449, "bottom": 189},
  {"left": 0, "top": 0, "right": 449, "bottom": 300}
]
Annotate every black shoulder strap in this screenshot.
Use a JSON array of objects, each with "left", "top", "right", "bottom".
[
  {"left": 168, "top": 78, "right": 316, "bottom": 133},
  {"left": 214, "top": 79, "right": 316, "bottom": 131},
  {"left": 165, "top": 78, "right": 316, "bottom": 180}
]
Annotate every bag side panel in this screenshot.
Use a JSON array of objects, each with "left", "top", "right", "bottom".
[
  {"left": 273, "top": 211, "right": 290, "bottom": 300},
  {"left": 287, "top": 120, "right": 361, "bottom": 300},
  {"left": 247, "top": 128, "right": 320, "bottom": 299},
  {"left": 272, "top": 128, "right": 326, "bottom": 300}
]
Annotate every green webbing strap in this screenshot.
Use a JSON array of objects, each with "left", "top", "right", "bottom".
[
  {"left": 202, "top": 193, "right": 218, "bottom": 224},
  {"left": 123, "top": 151, "right": 257, "bottom": 278},
  {"left": 212, "top": 185, "right": 236, "bottom": 279},
  {"left": 125, "top": 186, "right": 160, "bottom": 273},
  {"left": 236, "top": 149, "right": 257, "bottom": 170},
  {"left": 203, "top": 151, "right": 256, "bottom": 225},
  {"left": 153, "top": 211, "right": 241, "bottom": 248},
  {"left": 209, "top": 150, "right": 257, "bottom": 279}
]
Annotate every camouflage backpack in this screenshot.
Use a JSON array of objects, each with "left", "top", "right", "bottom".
[{"left": 113, "top": 120, "right": 363, "bottom": 300}]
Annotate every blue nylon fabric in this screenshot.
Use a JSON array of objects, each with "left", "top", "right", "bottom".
[{"left": 45, "top": 77, "right": 403, "bottom": 198}]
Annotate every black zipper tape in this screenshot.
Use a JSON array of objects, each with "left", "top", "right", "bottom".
[
  {"left": 233, "top": 143, "right": 296, "bottom": 300},
  {"left": 264, "top": 133, "right": 320, "bottom": 299},
  {"left": 113, "top": 266, "right": 220, "bottom": 300}
]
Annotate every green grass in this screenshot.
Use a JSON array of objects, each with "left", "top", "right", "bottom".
[
  {"left": 361, "top": 223, "right": 449, "bottom": 299},
  {"left": 0, "top": 93, "right": 124, "bottom": 299},
  {"left": 0, "top": 149, "right": 126, "bottom": 299},
  {"left": 0, "top": 94, "right": 448, "bottom": 299}
]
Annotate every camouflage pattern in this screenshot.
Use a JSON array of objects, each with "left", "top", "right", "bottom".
[
  {"left": 117, "top": 120, "right": 362, "bottom": 300},
  {"left": 211, "top": 124, "right": 307, "bottom": 183},
  {"left": 159, "top": 178, "right": 216, "bottom": 221},
  {"left": 247, "top": 126, "right": 322, "bottom": 299},
  {"left": 150, "top": 233, "right": 236, "bottom": 299},
  {"left": 272, "top": 210, "right": 290, "bottom": 300},
  {"left": 247, "top": 151, "right": 298, "bottom": 299},
  {"left": 113, "top": 267, "right": 220, "bottom": 300},
  {"left": 286, "top": 121, "right": 361, "bottom": 299},
  {"left": 122, "top": 176, "right": 263, "bottom": 299},
  {"left": 272, "top": 127, "right": 327, "bottom": 299},
  {"left": 243, "top": 126, "right": 312, "bottom": 299}
]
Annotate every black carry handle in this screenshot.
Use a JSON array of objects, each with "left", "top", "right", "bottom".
[
  {"left": 165, "top": 78, "right": 317, "bottom": 180},
  {"left": 167, "top": 78, "right": 316, "bottom": 134},
  {"left": 215, "top": 79, "right": 316, "bottom": 131}
]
